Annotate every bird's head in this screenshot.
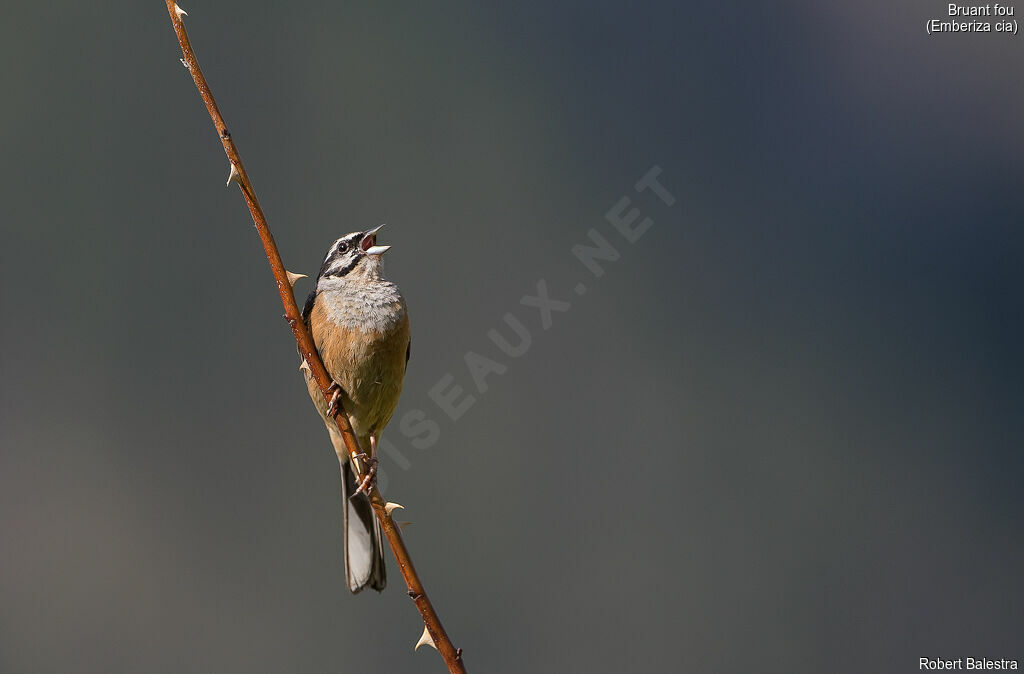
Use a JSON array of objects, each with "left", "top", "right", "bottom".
[{"left": 316, "top": 224, "right": 391, "bottom": 284}]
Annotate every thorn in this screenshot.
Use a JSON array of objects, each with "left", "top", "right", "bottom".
[
  {"left": 286, "top": 271, "right": 307, "bottom": 287},
  {"left": 456, "top": 647, "right": 463, "bottom": 660},
  {"left": 385, "top": 502, "right": 404, "bottom": 515},
  {"left": 407, "top": 589, "right": 419, "bottom": 599},
  {"left": 226, "top": 163, "right": 240, "bottom": 187},
  {"left": 414, "top": 625, "right": 437, "bottom": 652},
  {"left": 298, "top": 358, "right": 311, "bottom": 374},
  {"left": 179, "top": 58, "right": 189, "bottom": 69},
  {"left": 398, "top": 521, "right": 414, "bottom": 530},
  {"left": 174, "top": 3, "right": 188, "bottom": 18}
]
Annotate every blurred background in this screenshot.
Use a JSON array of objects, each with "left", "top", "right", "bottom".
[{"left": 1, "top": 1, "right": 1022, "bottom": 672}]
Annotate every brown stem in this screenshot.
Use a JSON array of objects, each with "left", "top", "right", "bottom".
[{"left": 163, "top": 3, "right": 466, "bottom": 671}]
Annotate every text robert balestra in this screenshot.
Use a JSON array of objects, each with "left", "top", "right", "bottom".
[{"left": 920, "top": 658, "right": 1019, "bottom": 670}]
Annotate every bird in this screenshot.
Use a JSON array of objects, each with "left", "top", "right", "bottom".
[{"left": 300, "top": 224, "right": 410, "bottom": 593}]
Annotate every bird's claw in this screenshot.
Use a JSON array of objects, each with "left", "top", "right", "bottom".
[
  {"left": 326, "top": 382, "right": 343, "bottom": 417},
  {"left": 350, "top": 452, "right": 378, "bottom": 498}
]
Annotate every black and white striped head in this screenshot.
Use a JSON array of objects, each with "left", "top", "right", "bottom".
[{"left": 316, "top": 225, "right": 391, "bottom": 283}]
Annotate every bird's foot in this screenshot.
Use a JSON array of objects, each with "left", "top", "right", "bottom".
[
  {"left": 350, "top": 452, "right": 378, "bottom": 498},
  {"left": 326, "top": 382, "right": 343, "bottom": 417}
]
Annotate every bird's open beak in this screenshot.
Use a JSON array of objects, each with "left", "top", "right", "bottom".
[{"left": 360, "top": 224, "right": 391, "bottom": 256}]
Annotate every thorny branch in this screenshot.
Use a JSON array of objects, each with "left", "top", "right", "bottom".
[{"left": 162, "top": 3, "right": 466, "bottom": 671}]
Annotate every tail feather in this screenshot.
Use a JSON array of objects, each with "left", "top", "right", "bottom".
[{"left": 341, "top": 460, "right": 386, "bottom": 593}]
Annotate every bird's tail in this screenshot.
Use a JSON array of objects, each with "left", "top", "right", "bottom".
[{"left": 341, "top": 460, "right": 387, "bottom": 593}]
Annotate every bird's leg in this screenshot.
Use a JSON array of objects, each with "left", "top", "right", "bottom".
[
  {"left": 350, "top": 434, "right": 379, "bottom": 499},
  {"left": 326, "top": 382, "right": 343, "bottom": 418}
]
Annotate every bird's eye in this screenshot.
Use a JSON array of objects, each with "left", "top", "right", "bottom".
[{"left": 337, "top": 243, "right": 348, "bottom": 253}]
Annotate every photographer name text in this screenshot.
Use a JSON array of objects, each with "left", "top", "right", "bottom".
[{"left": 920, "top": 657, "right": 1019, "bottom": 670}]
